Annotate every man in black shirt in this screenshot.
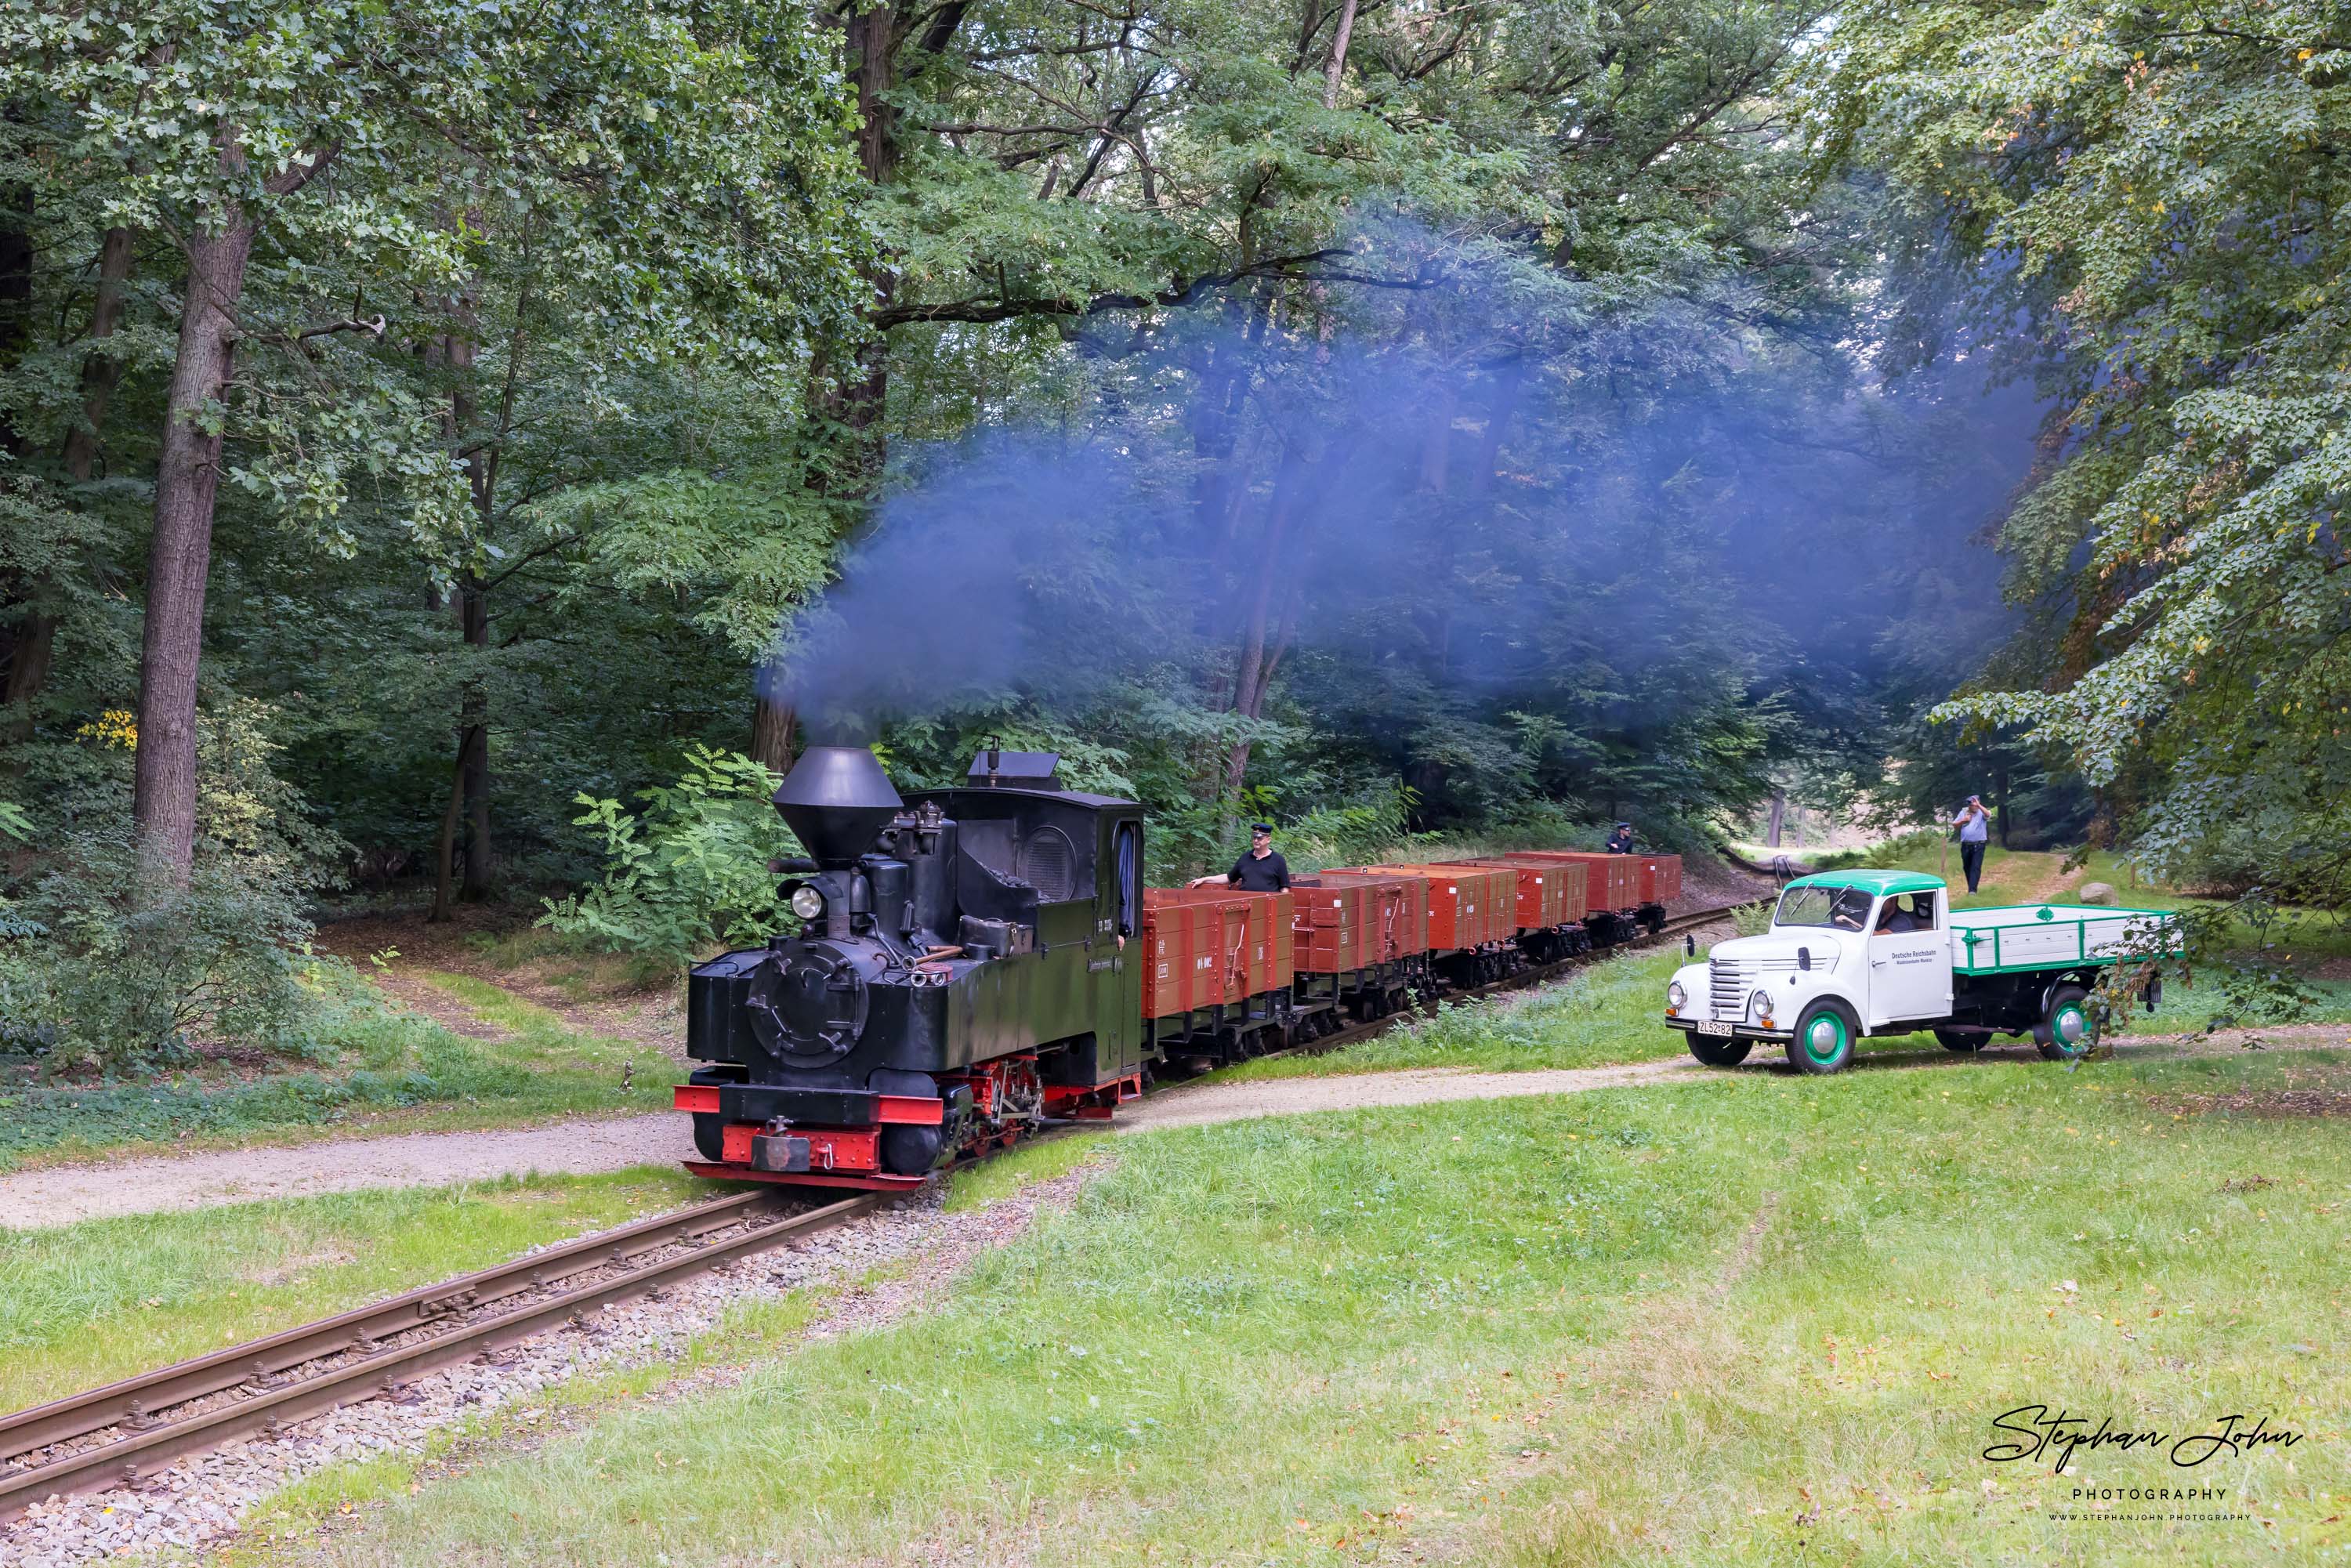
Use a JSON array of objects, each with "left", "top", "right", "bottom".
[
  {"left": 1605, "top": 822, "right": 1635, "bottom": 854},
  {"left": 1190, "top": 822, "right": 1290, "bottom": 892}
]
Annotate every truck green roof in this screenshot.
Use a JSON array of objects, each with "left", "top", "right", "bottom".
[{"left": 1780, "top": 869, "right": 1947, "bottom": 896}]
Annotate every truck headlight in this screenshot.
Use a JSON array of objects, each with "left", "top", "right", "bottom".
[
  {"left": 1750, "top": 989, "right": 1773, "bottom": 1022},
  {"left": 1667, "top": 981, "right": 1686, "bottom": 1009},
  {"left": 790, "top": 885, "right": 825, "bottom": 922}
]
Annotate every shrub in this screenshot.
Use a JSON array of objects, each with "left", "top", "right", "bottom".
[
  {"left": 538, "top": 745, "right": 800, "bottom": 960},
  {"left": 0, "top": 828, "right": 324, "bottom": 1073},
  {"left": 0, "top": 701, "right": 346, "bottom": 1075}
]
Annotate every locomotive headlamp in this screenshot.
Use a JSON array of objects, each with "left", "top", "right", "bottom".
[
  {"left": 1667, "top": 981, "right": 1686, "bottom": 1010},
  {"left": 790, "top": 885, "right": 826, "bottom": 922}
]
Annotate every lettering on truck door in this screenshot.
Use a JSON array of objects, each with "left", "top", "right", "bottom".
[{"left": 1866, "top": 889, "right": 1954, "bottom": 1027}]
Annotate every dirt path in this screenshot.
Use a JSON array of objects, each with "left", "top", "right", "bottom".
[
  {"left": 0, "top": 1114, "right": 680, "bottom": 1231},
  {"left": 1121, "top": 1058, "right": 1701, "bottom": 1131},
  {"left": 12, "top": 1021, "right": 2346, "bottom": 1232},
  {"left": 313, "top": 910, "right": 684, "bottom": 1060}
]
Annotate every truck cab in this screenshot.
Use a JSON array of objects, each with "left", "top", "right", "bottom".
[{"left": 1664, "top": 871, "right": 2176, "bottom": 1074}]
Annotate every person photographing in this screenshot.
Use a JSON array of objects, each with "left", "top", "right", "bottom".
[
  {"left": 1190, "top": 822, "right": 1290, "bottom": 892},
  {"left": 1952, "top": 795, "right": 1991, "bottom": 894}
]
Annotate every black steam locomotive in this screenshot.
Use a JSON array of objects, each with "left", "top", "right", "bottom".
[{"left": 674, "top": 745, "right": 1147, "bottom": 1188}]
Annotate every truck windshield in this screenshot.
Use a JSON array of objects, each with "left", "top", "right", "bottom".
[{"left": 1774, "top": 885, "right": 1876, "bottom": 931}]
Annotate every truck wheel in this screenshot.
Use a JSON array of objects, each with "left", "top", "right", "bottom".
[
  {"left": 2034, "top": 986, "right": 2098, "bottom": 1061},
  {"left": 1934, "top": 1027, "right": 1988, "bottom": 1052},
  {"left": 1787, "top": 1001, "right": 1857, "bottom": 1075},
  {"left": 1686, "top": 1034, "right": 1752, "bottom": 1068}
]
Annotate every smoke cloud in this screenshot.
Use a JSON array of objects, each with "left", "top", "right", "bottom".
[{"left": 771, "top": 226, "right": 2039, "bottom": 772}]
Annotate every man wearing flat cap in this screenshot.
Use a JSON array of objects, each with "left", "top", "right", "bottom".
[
  {"left": 1605, "top": 821, "right": 1636, "bottom": 855},
  {"left": 1190, "top": 822, "right": 1290, "bottom": 892}
]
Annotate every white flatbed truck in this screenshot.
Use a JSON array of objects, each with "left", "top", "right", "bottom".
[{"left": 1663, "top": 870, "right": 2181, "bottom": 1074}]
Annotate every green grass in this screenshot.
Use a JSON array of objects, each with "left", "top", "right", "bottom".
[
  {"left": 1224, "top": 945, "right": 1696, "bottom": 1080},
  {"left": 0, "top": 974, "right": 677, "bottom": 1172},
  {"left": 0, "top": 1168, "right": 705, "bottom": 1413},
  {"left": 457, "top": 925, "right": 683, "bottom": 1000},
  {"left": 281, "top": 1048, "right": 2351, "bottom": 1566},
  {"left": 942, "top": 1130, "right": 1114, "bottom": 1211}
]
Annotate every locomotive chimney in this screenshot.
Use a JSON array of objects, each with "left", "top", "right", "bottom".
[{"left": 771, "top": 745, "right": 904, "bottom": 868}]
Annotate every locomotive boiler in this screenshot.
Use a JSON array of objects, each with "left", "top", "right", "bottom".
[{"left": 673, "top": 744, "right": 1147, "bottom": 1188}]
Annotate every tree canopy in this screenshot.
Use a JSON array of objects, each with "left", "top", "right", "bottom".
[{"left": 31, "top": 0, "right": 2329, "bottom": 1066}]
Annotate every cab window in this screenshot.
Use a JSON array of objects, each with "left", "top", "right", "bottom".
[
  {"left": 1774, "top": 885, "right": 1876, "bottom": 930},
  {"left": 1871, "top": 893, "right": 1936, "bottom": 933}
]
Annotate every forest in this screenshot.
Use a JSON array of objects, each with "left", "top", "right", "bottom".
[{"left": 3, "top": 0, "right": 2346, "bottom": 1072}]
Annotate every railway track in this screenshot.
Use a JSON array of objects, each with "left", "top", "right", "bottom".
[
  {"left": 0, "top": 1190, "right": 886, "bottom": 1517},
  {"left": 0, "top": 900, "right": 1743, "bottom": 1519}
]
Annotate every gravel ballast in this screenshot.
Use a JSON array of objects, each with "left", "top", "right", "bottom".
[{"left": 0, "top": 1168, "right": 1094, "bottom": 1567}]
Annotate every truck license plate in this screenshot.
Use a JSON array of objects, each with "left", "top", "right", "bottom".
[{"left": 1694, "top": 1021, "right": 1733, "bottom": 1037}]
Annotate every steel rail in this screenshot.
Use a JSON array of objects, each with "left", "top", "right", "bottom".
[
  {"left": 0, "top": 1191, "right": 879, "bottom": 1515},
  {"left": 0, "top": 899, "right": 1745, "bottom": 1519}
]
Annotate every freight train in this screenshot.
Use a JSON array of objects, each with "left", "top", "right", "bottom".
[{"left": 673, "top": 745, "right": 1677, "bottom": 1189}]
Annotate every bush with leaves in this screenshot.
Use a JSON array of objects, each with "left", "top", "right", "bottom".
[
  {"left": 538, "top": 747, "right": 800, "bottom": 961},
  {"left": 0, "top": 829, "right": 324, "bottom": 1071},
  {"left": 0, "top": 701, "right": 347, "bottom": 1073}
]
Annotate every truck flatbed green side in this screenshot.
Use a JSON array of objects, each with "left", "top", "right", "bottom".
[{"left": 1947, "top": 902, "right": 2179, "bottom": 976}]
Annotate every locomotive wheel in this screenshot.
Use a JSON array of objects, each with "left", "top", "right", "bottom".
[{"left": 691, "top": 1112, "right": 725, "bottom": 1164}]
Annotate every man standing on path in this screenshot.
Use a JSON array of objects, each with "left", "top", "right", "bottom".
[
  {"left": 1952, "top": 795, "right": 1991, "bottom": 894},
  {"left": 1191, "top": 823, "right": 1290, "bottom": 892}
]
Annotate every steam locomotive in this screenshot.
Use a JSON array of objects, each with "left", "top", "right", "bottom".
[{"left": 673, "top": 744, "right": 1676, "bottom": 1189}]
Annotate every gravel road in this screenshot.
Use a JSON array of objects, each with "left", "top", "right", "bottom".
[
  {"left": 0, "top": 1114, "right": 680, "bottom": 1231},
  {"left": 11, "top": 1021, "right": 2344, "bottom": 1232}
]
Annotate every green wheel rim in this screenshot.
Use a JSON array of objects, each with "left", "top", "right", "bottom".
[
  {"left": 2050, "top": 1001, "right": 2094, "bottom": 1056},
  {"left": 1803, "top": 1012, "right": 1847, "bottom": 1065}
]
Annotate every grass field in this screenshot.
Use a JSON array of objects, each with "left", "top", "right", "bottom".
[
  {"left": 0, "top": 1169, "right": 706, "bottom": 1414},
  {"left": 254, "top": 1044, "right": 2351, "bottom": 1568},
  {"left": 0, "top": 971, "right": 674, "bottom": 1172}
]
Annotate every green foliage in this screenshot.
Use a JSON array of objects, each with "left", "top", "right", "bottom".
[
  {"left": 538, "top": 748, "right": 799, "bottom": 960},
  {"left": 1808, "top": 828, "right": 1947, "bottom": 874},
  {"left": 0, "top": 829, "right": 320, "bottom": 1073},
  {"left": 1, "top": 701, "right": 347, "bottom": 1074},
  {"left": 1808, "top": 0, "right": 2351, "bottom": 901}
]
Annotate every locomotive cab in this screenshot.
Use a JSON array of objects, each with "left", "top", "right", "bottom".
[{"left": 677, "top": 746, "right": 1145, "bottom": 1187}]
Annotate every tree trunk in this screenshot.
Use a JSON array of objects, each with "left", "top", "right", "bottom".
[
  {"left": 458, "top": 574, "right": 490, "bottom": 899},
  {"left": 1320, "top": 0, "right": 1361, "bottom": 107},
  {"left": 1994, "top": 762, "right": 2011, "bottom": 850},
  {"left": 1219, "top": 464, "right": 1309, "bottom": 796},
  {"left": 429, "top": 725, "right": 480, "bottom": 923},
  {"left": 1766, "top": 791, "right": 1784, "bottom": 849},
  {"left": 0, "top": 158, "right": 36, "bottom": 735},
  {"left": 751, "top": 687, "right": 796, "bottom": 774},
  {"left": 63, "top": 226, "right": 136, "bottom": 483},
  {"left": 5, "top": 229, "right": 141, "bottom": 742},
  {"left": 135, "top": 216, "right": 255, "bottom": 885},
  {"left": 0, "top": 168, "right": 30, "bottom": 458},
  {"left": 821, "top": 2, "right": 899, "bottom": 473}
]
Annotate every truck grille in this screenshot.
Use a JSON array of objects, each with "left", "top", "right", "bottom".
[{"left": 1708, "top": 958, "right": 1746, "bottom": 1017}]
